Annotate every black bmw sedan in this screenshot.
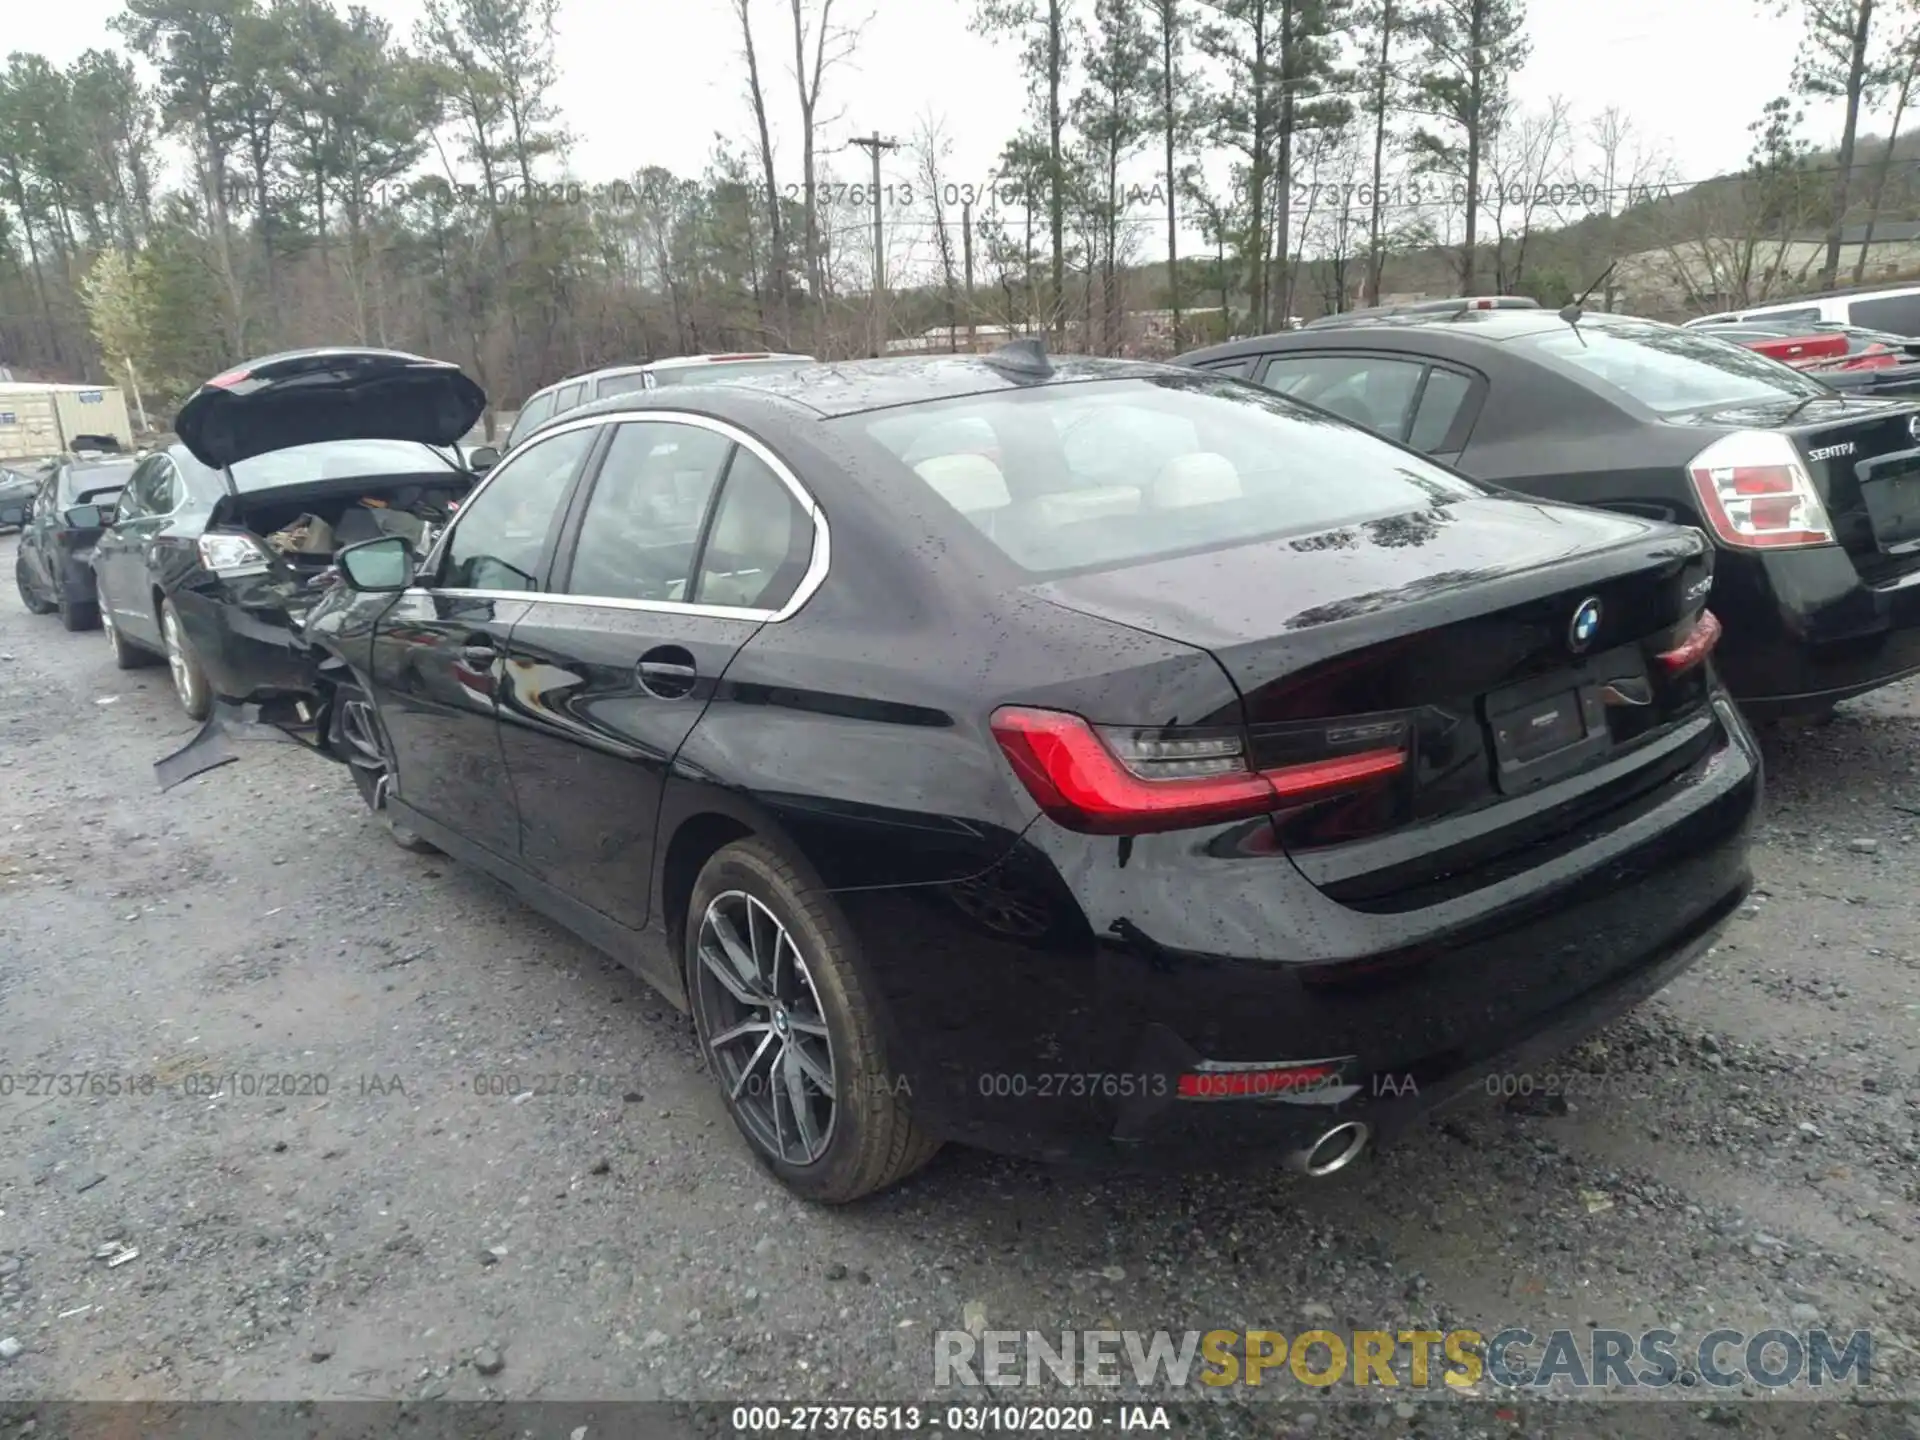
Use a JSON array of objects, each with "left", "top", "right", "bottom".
[
  {"left": 1180, "top": 309, "right": 1920, "bottom": 719},
  {"left": 203, "top": 343, "right": 1756, "bottom": 1203}
]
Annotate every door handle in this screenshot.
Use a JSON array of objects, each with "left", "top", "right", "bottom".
[
  {"left": 459, "top": 641, "right": 498, "bottom": 665},
  {"left": 636, "top": 645, "right": 698, "bottom": 699}
]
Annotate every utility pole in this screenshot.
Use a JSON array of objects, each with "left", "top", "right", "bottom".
[
  {"left": 962, "top": 200, "right": 976, "bottom": 352},
  {"left": 850, "top": 131, "right": 899, "bottom": 356}
]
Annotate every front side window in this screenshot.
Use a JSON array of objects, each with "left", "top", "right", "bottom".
[
  {"left": 438, "top": 427, "right": 594, "bottom": 591},
  {"left": 692, "top": 449, "right": 815, "bottom": 610},
  {"left": 1518, "top": 320, "right": 1830, "bottom": 415},
  {"left": 562, "top": 422, "right": 732, "bottom": 602},
  {"left": 845, "top": 374, "right": 1486, "bottom": 577}
]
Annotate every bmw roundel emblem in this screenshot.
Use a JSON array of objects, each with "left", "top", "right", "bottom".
[{"left": 1569, "top": 597, "right": 1603, "bottom": 654}]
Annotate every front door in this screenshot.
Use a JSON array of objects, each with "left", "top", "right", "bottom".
[
  {"left": 372, "top": 424, "right": 598, "bottom": 857},
  {"left": 498, "top": 420, "right": 819, "bottom": 929}
]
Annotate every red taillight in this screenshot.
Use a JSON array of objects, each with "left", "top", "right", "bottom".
[
  {"left": 1177, "top": 1062, "right": 1344, "bottom": 1100},
  {"left": 1657, "top": 609, "right": 1722, "bottom": 676},
  {"left": 988, "top": 707, "right": 1407, "bottom": 836},
  {"left": 1686, "top": 431, "right": 1835, "bottom": 549},
  {"left": 206, "top": 367, "right": 250, "bottom": 389}
]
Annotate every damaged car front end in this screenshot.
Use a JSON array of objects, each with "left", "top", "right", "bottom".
[{"left": 135, "top": 348, "right": 492, "bottom": 784}]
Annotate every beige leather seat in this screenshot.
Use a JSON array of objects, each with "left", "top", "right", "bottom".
[
  {"left": 1149, "top": 452, "right": 1242, "bottom": 509},
  {"left": 700, "top": 484, "right": 799, "bottom": 608},
  {"left": 915, "top": 453, "right": 1011, "bottom": 536}
]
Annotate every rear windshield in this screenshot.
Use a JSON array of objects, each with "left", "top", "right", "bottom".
[
  {"left": 1516, "top": 322, "right": 1830, "bottom": 414},
  {"left": 227, "top": 438, "right": 461, "bottom": 492},
  {"left": 61, "top": 460, "right": 136, "bottom": 503},
  {"left": 648, "top": 360, "right": 810, "bottom": 387},
  {"left": 841, "top": 375, "right": 1487, "bottom": 576}
]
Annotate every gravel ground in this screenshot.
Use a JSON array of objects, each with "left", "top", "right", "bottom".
[{"left": 0, "top": 531, "right": 1916, "bottom": 1438}]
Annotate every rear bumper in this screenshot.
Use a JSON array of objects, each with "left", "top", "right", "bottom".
[
  {"left": 835, "top": 699, "right": 1760, "bottom": 1166},
  {"left": 1714, "top": 544, "right": 1920, "bottom": 712},
  {"left": 172, "top": 586, "right": 321, "bottom": 703}
]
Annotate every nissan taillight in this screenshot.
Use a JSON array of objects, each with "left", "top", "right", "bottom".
[
  {"left": 989, "top": 707, "right": 1408, "bottom": 836},
  {"left": 1686, "top": 431, "right": 1835, "bottom": 550}
]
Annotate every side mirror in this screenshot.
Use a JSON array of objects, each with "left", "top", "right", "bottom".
[
  {"left": 337, "top": 535, "right": 415, "bottom": 592},
  {"left": 64, "top": 504, "right": 104, "bottom": 529},
  {"left": 467, "top": 445, "right": 501, "bottom": 472}
]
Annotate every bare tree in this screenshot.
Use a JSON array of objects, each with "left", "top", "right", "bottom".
[
  {"left": 788, "top": 0, "right": 865, "bottom": 318},
  {"left": 1773, "top": 0, "right": 1883, "bottom": 288},
  {"left": 914, "top": 111, "right": 963, "bottom": 347},
  {"left": 732, "top": 0, "right": 790, "bottom": 339},
  {"left": 1481, "top": 95, "right": 1573, "bottom": 294},
  {"left": 1855, "top": 8, "right": 1920, "bottom": 281}
]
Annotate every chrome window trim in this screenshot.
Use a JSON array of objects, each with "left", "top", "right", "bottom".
[{"left": 417, "top": 410, "right": 829, "bottom": 624}]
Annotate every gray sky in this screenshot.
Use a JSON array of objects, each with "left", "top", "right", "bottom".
[{"left": 17, "top": 0, "right": 1835, "bottom": 247}]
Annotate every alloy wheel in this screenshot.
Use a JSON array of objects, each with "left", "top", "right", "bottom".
[
  {"left": 337, "top": 695, "right": 392, "bottom": 809},
  {"left": 693, "top": 890, "right": 837, "bottom": 1165},
  {"left": 162, "top": 606, "right": 200, "bottom": 713}
]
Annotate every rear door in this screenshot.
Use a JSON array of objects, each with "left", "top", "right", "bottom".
[
  {"left": 370, "top": 423, "right": 597, "bottom": 858},
  {"left": 498, "top": 418, "right": 819, "bottom": 928}
]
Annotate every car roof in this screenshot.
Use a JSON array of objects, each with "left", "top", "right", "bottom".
[
  {"left": 535, "top": 353, "right": 1184, "bottom": 427},
  {"left": 1180, "top": 308, "right": 1623, "bottom": 363}
]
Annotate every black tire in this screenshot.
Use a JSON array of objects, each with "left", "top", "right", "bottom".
[
  {"left": 15, "top": 556, "right": 55, "bottom": 615},
  {"left": 58, "top": 594, "right": 100, "bottom": 632},
  {"left": 686, "top": 839, "right": 938, "bottom": 1203},
  {"left": 101, "top": 604, "right": 155, "bottom": 669},
  {"left": 158, "top": 596, "right": 212, "bottom": 721},
  {"left": 326, "top": 679, "right": 439, "bottom": 853}
]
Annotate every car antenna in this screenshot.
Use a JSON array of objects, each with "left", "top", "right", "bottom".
[
  {"left": 983, "top": 335, "right": 1054, "bottom": 379},
  {"left": 1559, "top": 262, "right": 1616, "bottom": 329}
]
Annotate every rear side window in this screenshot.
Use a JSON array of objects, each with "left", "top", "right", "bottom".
[
  {"left": 1258, "top": 355, "right": 1426, "bottom": 441},
  {"left": 1407, "top": 369, "right": 1475, "bottom": 452},
  {"left": 595, "top": 373, "right": 648, "bottom": 399},
  {"left": 439, "top": 427, "right": 594, "bottom": 591},
  {"left": 508, "top": 390, "right": 558, "bottom": 448},
  {"left": 60, "top": 460, "right": 136, "bottom": 504},
  {"left": 692, "top": 450, "right": 815, "bottom": 610},
  {"left": 1848, "top": 294, "right": 1920, "bottom": 335},
  {"left": 554, "top": 382, "right": 586, "bottom": 413},
  {"left": 563, "top": 422, "right": 731, "bottom": 602},
  {"left": 1201, "top": 356, "right": 1257, "bottom": 378},
  {"left": 844, "top": 375, "right": 1485, "bottom": 578}
]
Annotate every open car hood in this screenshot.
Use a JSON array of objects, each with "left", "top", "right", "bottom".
[{"left": 175, "top": 348, "right": 487, "bottom": 472}]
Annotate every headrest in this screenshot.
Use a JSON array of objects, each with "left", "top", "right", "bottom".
[
  {"left": 1150, "top": 452, "right": 1242, "bottom": 508},
  {"left": 1030, "top": 486, "right": 1141, "bottom": 527},
  {"left": 915, "top": 452, "right": 1011, "bottom": 512}
]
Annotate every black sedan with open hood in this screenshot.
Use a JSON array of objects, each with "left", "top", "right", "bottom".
[{"left": 89, "top": 349, "right": 496, "bottom": 721}]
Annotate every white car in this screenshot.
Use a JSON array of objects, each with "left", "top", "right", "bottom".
[
  {"left": 504, "top": 353, "right": 816, "bottom": 450},
  {"left": 1684, "top": 282, "right": 1920, "bottom": 337}
]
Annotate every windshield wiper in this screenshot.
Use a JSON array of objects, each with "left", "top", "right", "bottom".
[{"left": 1776, "top": 392, "right": 1829, "bottom": 425}]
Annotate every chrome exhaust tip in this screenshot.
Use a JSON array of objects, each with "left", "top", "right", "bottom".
[{"left": 1287, "top": 1121, "right": 1371, "bottom": 1178}]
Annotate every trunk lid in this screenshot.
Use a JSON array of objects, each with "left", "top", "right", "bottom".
[
  {"left": 1669, "top": 393, "right": 1920, "bottom": 576},
  {"left": 176, "top": 348, "right": 487, "bottom": 476},
  {"left": 1034, "top": 496, "right": 1718, "bottom": 907}
]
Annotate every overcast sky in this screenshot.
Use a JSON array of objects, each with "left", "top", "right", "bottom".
[{"left": 14, "top": 0, "right": 1841, "bottom": 253}]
